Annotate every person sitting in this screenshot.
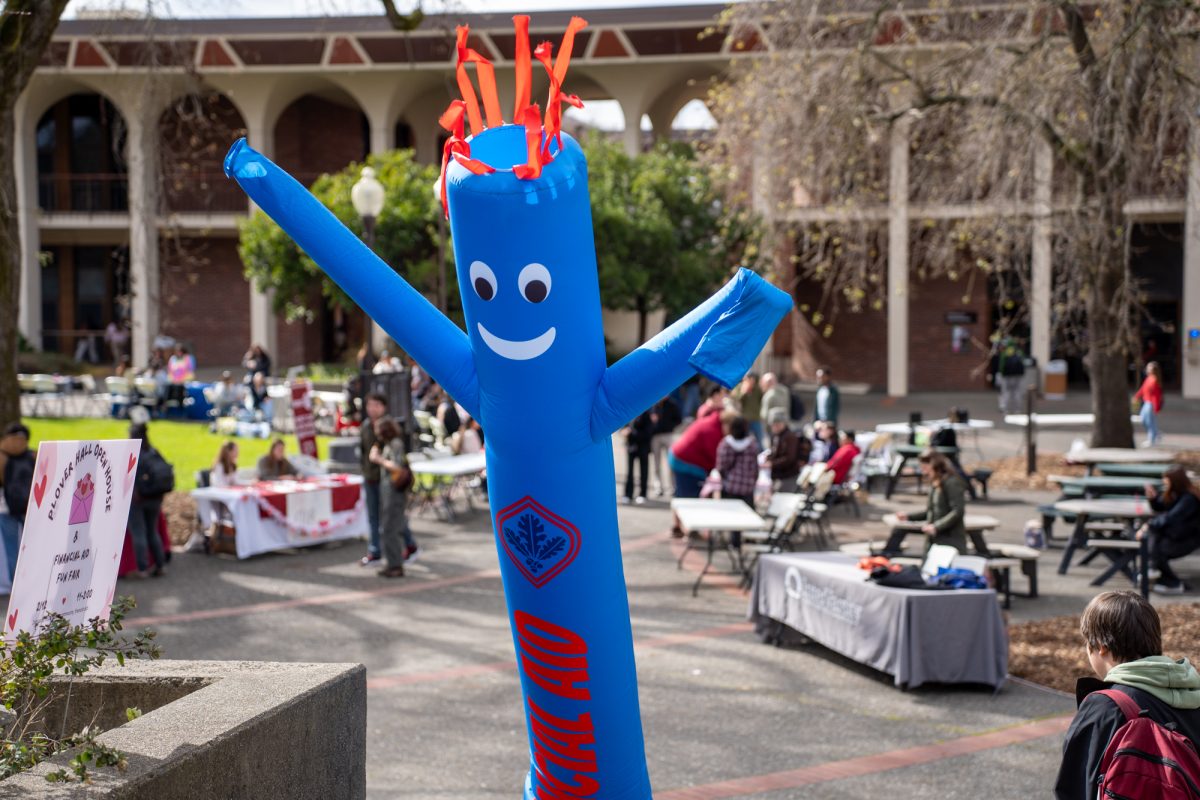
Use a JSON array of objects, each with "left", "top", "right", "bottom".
[
  {"left": 824, "top": 429, "right": 861, "bottom": 485},
  {"left": 881, "top": 450, "right": 968, "bottom": 556},
  {"left": 809, "top": 421, "right": 837, "bottom": 463},
  {"left": 242, "top": 343, "right": 272, "bottom": 383},
  {"left": 209, "top": 371, "right": 244, "bottom": 418},
  {"left": 247, "top": 371, "right": 271, "bottom": 418},
  {"left": 451, "top": 416, "right": 483, "bottom": 455},
  {"left": 256, "top": 439, "right": 298, "bottom": 481},
  {"left": 1135, "top": 466, "right": 1200, "bottom": 595},
  {"left": 211, "top": 441, "right": 240, "bottom": 488},
  {"left": 1054, "top": 591, "right": 1200, "bottom": 799},
  {"left": 764, "top": 408, "right": 805, "bottom": 488}
]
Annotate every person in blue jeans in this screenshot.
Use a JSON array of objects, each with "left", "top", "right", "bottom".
[
  {"left": 0, "top": 423, "right": 34, "bottom": 582},
  {"left": 359, "top": 392, "right": 388, "bottom": 566}
]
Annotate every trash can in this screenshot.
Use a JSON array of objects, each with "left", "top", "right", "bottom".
[{"left": 1044, "top": 359, "right": 1068, "bottom": 400}]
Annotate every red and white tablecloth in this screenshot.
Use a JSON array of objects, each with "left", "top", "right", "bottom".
[{"left": 191, "top": 475, "right": 366, "bottom": 559}]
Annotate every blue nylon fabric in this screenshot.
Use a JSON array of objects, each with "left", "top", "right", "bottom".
[{"left": 225, "top": 128, "right": 790, "bottom": 799}]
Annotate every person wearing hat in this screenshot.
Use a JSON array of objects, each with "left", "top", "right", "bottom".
[{"left": 764, "top": 408, "right": 807, "bottom": 489}]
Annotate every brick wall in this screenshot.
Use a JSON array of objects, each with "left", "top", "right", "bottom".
[
  {"left": 790, "top": 278, "right": 888, "bottom": 388},
  {"left": 907, "top": 274, "right": 992, "bottom": 391},
  {"left": 274, "top": 96, "right": 367, "bottom": 180},
  {"left": 159, "top": 235, "right": 249, "bottom": 367}
]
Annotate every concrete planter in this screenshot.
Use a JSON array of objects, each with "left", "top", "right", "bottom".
[{"left": 0, "top": 660, "right": 365, "bottom": 799}]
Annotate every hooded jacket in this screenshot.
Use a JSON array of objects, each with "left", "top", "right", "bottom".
[{"left": 1054, "top": 656, "right": 1200, "bottom": 799}]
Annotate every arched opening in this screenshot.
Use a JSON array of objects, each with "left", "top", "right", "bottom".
[
  {"left": 159, "top": 92, "right": 248, "bottom": 213},
  {"left": 394, "top": 119, "right": 414, "bottom": 151},
  {"left": 36, "top": 93, "right": 128, "bottom": 213}
]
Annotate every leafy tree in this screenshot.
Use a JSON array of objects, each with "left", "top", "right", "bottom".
[
  {"left": 585, "top": 136, "right": 762, "bottom": 344},
  {"left": 715, "top": 0, "right": 1197, "bottom": 446},
  {"left": 0, "top": 1, "right": 71, "bottom": 425},
  {"left": 238, "top": 149, "right": 453, "bottom": 327}
]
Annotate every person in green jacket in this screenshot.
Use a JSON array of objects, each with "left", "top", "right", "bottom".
[
  {"left": 814, "top": 367, "right": 840, "bottom": 428},
  {"left": 882, "top": 450, "right": 967, "bottom": 555},
  {"left": 1055, "top": 590, "right": 1200, "bottom": 799}
]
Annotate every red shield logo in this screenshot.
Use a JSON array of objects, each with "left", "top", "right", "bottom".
[{"left": 495, "top": 496, "right": 581, "bottom": 588}]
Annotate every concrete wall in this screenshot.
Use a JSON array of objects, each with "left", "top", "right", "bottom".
[{"left": 0, "top": 660, "right": 365, "bottom": 800}]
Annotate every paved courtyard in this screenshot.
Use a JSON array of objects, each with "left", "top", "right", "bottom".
[{"left": 116, "top": 391, "right": 1200, "bottom": 798}]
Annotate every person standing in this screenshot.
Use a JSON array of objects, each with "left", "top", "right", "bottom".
[
  {"left": 989, "top": 337, "right": 1026, "bottom": 414},
  {"left": 370, "top": 416, "right": 418, "bottom": 577},
  {"left": 621, "top": 410, "right": 654, "bottom": 505},
  {"left": 359, "top": 392, "right": 388, "bottom": 567},
  {"left": 732, "top": 373, "right": 764, "bottom": 444},
  {"left": 813, "top": 367, "right": 840, "bottom": 428},
  {"left": 669, "top": 411, "right": 726, "bottom": 500},
  {"left": 166, "top": 344, "right": 195, "bottom": 409},
  {"left": 127, "top": 422, "right": 171, "bottom": 577},
  {"left": 648, "top": 395, "right": 682, "bottom": 497},
  {"left": 715, "top": 416, "right": 761, "bottom": 548},
  {"left": 104, "top": 320, "right": 129, "bottom": 367},
  {"left": 0, "top": 423, "right": 34, "bottom": 582},
  {"left": 1134, "top": 361, "right": 1164, "bottom": 447},
  {"left": 759, "top": 373, "right": 790, "bottom": 427},
  {"left": 696, "top": 385, "right": 728, "bottom": 420}
]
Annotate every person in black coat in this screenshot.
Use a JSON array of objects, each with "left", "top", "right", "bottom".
[
  {"left": 1055, "top": 591, "right": 1200, "bottom": 799},
  {"left": 0, "top": 423, "right": 35, "bottom": 582},
  {"left": 1135, "top": 466, "right": 1200, "bottom": 594},
  {"left": 622, "top": 410, "right": 655, "bottom": 505}
]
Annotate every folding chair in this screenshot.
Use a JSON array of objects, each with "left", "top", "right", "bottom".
[
  {"left": 739, "top": 492, "right": 805, "bottom": 587},
  {"left": 796, "top": 471, "right": 837, "bottom": 549}
]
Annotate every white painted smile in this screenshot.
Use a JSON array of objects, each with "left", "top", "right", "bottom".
[{"left": 477, "top": 323, "right": 556, "bottom": 361}]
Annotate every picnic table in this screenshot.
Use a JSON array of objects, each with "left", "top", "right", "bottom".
[
  {"left": 874, "top": 418, "right": 994, "bottom": 459},
  {"left": 1053, "top": 497, "right": 1154, "bottom": 595},
  {"left": 1066, "top": 447, "right": 1176, "bottom": 475},
  {"left": 1004, "top": 413, "right": 1143, "bottom": 427},
  {"left": 1047, "top": 474, "right": 1164, "bottom": 498},
  {"left": 671, "top": 498, "right": 768, "bottom": 596},
  {"left": 1096, "top": 462, "right": 1175, "bottom": 478},
  {"left": 880, "top": 512, "right": 1000, "bottom": 556},
  {"left": 884, "top": 444, "right": 966, "bottom": 499},
  {"left": 409, "top": 452, "right": 486, "bottom": 521}
]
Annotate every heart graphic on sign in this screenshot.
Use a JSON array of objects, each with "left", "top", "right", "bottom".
[
  {"left": 32, "top": 474, "right": 48, "bottom": 508},
  {"left": 7, "top": 610, "right": 16, "bottom": 631},
  {"left": 127, "top": 453, "right": 136, "bottom": 473}
]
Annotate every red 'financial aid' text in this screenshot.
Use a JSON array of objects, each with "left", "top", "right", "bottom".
[{"left": 514, "top": 609, "right": 600, "bottom": 799}]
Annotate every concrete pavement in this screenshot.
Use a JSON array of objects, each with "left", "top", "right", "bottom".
[{"left": 113, "top": 389, "right": 1200, "bottom": 798}]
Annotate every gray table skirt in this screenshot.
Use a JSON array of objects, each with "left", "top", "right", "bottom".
[{"left": 749, "top": 552, "right": 1008, "bottom": 690}]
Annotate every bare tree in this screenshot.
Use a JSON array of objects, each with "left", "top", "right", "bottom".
[
  {"left": 713, "top": 0, "right": 1199, "bottom": 446},
  {"left": 0, "top": 1, "right": 71, "bottom": 424}
]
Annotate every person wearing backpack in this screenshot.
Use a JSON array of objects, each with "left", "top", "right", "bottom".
[
  {"left": 1054, "top": 590, "right": 1200, "bottom": 799},
  {"left": 128, "top": 422, "right": 171, "bottom": 577},
  {"left": 0, "top": 423, "right": 35, "bottom": 582}
]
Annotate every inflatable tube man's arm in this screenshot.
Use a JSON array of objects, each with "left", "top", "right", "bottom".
[
  {"left": 590, "top": 268, "right": 792, "bottom": 439},
  {"left": 224, "top": 139, "right": 480, "bottom": 419}
]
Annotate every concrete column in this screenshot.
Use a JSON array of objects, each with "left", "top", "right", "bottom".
[
  {"left": 1030, "top": 139, "right": 1053, "bottom": 383},
  {"left": 244, "top": 117, "right": 279, "bottom": 361},
  {"left": 14, "top": 92, "right": 41, "bottom": 349},
  {"left": 1183, "top": 122, "right": 1200, "bottom": 399},
  {"left": 887, "top": 116, "right": 911, "bottom": 397},
  {"left": 365, "top": 112, "right": 391, "bottom": 354},
  {"left": 125, "top": 97, "right": 161, "bottom": 368}
]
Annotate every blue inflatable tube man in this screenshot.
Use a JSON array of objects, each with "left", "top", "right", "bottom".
[{"left": 225, "top": 16, "right": 791, "bottom": 799}]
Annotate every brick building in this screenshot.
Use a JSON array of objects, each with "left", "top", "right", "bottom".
[{"left": 12, "top": 3, "right": 1198, "bottom": 396}]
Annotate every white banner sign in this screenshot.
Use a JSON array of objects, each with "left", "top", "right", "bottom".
[{"left": 5, "top": 440, "right": 142, "bottom": 638}]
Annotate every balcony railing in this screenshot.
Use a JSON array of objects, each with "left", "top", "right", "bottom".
[
  {"left": 161, "top": 170, "right": 250, "bottom": 214},
  {"left": 39, "top": 174, "right": 129, "bottom": 214}
]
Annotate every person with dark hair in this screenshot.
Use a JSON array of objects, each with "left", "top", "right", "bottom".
[
  {"left": 696, "top": 385, "right": 728, "bottom": 419},
  {"left": 369, "top": 416, "right": 418, "bottom": 577},
  {"left": 256, "top": 439, "right": 297, "bottom": 481},
  {"left": 1135, "top": 466, "right": 1200, "bottom": 594},
  {"left": 166, "top": 344, "right": 195, "bottom": 408},
  {"left": 243, "top": 343, "right": 272, "bottom": 383},
  {"left": 669, "top": 411, "right": 726, "bottom": 501},
  {"left": 0, "top": 423, "right": 34, "bottom": 582},
  {"left": 621, "top": 410, "right": 654, "bottom": 505},
  {"left": 715, "top": 415, "right": 761, "bottom": 548},
  {"left": 1055, "top": 590, "right": 1200, "bottom": 799},
  {"left": 648, "top": 395, "right": 682, "bottom": 497},
  {"left": 359, "top": 392, "right": 388, "bottom": 566},
  {"left": 127, "top": 422, "right": 169, "bottom": 577},
  {"left": 211, "top": 441, "right": 239, "bottom": 488},
  {"left": 882, "top": 449, "right": 968, "bottom": 556},
  {"left": 824, "top": 429, "right": 861, "bottom": 485},
  {"left": 813, "top": 367, "right": 839, "bottom": 427}
]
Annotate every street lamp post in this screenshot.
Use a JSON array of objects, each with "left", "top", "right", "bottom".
[{"left": 351, "top": 166, "right": 385, "bottom": 359}]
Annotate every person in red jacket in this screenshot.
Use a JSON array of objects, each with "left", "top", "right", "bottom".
[
  {"left": 824, "top": 429, "right": 861, "bottom": 485},
  {"left": 669, "top": 411, "right": 728, "bottom": 499},
  {"left": 1133, "top": 361, "right": 1163, "bottom": 447}
]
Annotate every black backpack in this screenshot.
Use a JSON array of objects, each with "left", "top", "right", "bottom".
[{"left": 138, "top": 448, "right": 176, "bottom": 497}]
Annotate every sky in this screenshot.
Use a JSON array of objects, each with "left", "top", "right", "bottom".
[{"left": 65, "top": 0, "right": 721, "bottom": 130}]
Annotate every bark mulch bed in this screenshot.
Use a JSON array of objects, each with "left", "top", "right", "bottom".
[
  {"left": 1009, "top": 603, "right": 1200, "bottom": 694},
  {"left": 978, "top": 449, "right": 1200, "bottom": 494},
  {"left": 162, "top": 492, "right": 199, "bottom": 547}
]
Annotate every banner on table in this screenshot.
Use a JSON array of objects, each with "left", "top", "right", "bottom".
[
  {"left": 5, "top": 440, "right": 141, "bottom": 639},
  {"left": 290, "top": 380, "right": 319, "bottom": 459}
]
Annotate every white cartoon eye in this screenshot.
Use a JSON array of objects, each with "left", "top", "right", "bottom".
[
  {"left": 470, "top": 260, "right": 497, "bottom": 301},
  {"left": 518, "top": 263, "right": 551, "bottom": 304}
]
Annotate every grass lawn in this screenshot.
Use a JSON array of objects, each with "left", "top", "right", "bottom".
[{"left": 21, "top": 418, "right": 340, "bottom": 491}]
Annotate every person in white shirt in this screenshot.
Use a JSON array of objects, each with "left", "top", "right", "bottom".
[{"left": 211, "top": 441, "right": 240, "bottom": 488}]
